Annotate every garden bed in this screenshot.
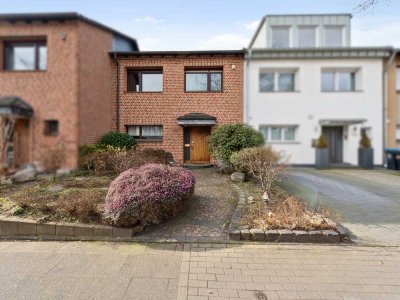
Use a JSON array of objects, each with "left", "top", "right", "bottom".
[
  {"left": 0, "top": 173, "right": 111, "bottom": 225},
  {"left": 229, "top": 179, "right": 346, "bottom": 243}
]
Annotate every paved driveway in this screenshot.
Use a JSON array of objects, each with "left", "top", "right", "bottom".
[{"left": 283, "top": 168, "right": 400, "bottom": 246}]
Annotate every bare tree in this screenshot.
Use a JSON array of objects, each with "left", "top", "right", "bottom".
[{"left": 355, "top": 0, "right": 397, "bottom": 12}]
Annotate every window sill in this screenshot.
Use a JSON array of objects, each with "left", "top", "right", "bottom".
[
  {"left": 184, "top": 91, "right": 223, "bottom": 93},
  {"left": 136, "top": 139, "right": 163, "bottom": 143},
  {"left": 125, "top": 91, "right": 163, "bottom": 94},
  {"left": 321, "top": 90, "right": 363, "bottom": 93},
  {"left": 44, "top": 133, "right": 59, "bottom": 137},
  {"left": 259, "top": 90, "right": 299, "bottom": 93},
  {"left": 266, "top": 141, "right": 300, "bottom": 145}
]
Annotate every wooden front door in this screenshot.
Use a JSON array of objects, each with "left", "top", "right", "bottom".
[
  {"left": 13, "top": 119, "right": 30, "bottom": 167},
  {"left": 185, "top": 127, "right": 210, "bottom": 163},
  {"left": 322, "top": 126, "right": 343, "bottom": 164}
]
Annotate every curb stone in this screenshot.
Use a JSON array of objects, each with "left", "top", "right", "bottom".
[{"left": 228, "top": 185, "right": 348, "bottom": 244}]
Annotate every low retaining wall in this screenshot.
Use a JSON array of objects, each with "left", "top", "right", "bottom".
[
  {"left": 228, "top": 184, "right": 348, "bottom": 243},
  {"left": 0, "top": 216, "right": 136, "bottom": 241}
]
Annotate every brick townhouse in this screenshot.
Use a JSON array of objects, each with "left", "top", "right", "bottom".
[
  {"left": 110, "top": 51, "right": 244, "bottom": 164},
  {"left": 0, "top": 12, "right": 138, "bottom": 169}
]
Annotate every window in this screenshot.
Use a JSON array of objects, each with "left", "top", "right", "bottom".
[
  {"left": 271, "top": 26, "right": 290, "bottom": 48},
  {"left": 396, "top": 67, "right": 400, "bottom": 92},
  {"left": 127, "top": 125, "right": 163, "bottom": 140},
  {"left": 298, "top": 26, "right": 316, "bottom": 48},
  {"left": 260, "top": 125, "right": 297, "bottom": 142},
  {"left": 127, "top": 70, "right": 163, "bottom": 92},
  {"left": 259, "top": 71, "right": 296, "bottom": 92},
  {"left": 321, "top": 70, "right": 356, "bottom": 92},
  {"left": 185, "top": 69, "right": 222, "bottom": 92},
  {"left": 325, "top": 26, "right": 343, "bottom": 47},
  {"left": 44, "top": 120, "right": 59, "bottom": 136},
  {"left": 397, "top": 126, "right": 400, "bottom": 141},
  {"left": 4, "top": 41, "right": 47, "bottom": 71}
]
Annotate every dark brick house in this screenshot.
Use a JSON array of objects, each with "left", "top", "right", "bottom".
[
  {"left": 110, "top": 51, "right": 244, "bottom": 164},
  {"left": 0, "top": 13, "right": 138, "bottom": 169}
]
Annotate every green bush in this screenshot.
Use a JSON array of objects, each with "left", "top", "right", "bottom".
[
  {"left": 99, "top": 131, "right": 136, "bottom": 150},
  {"left": 359, "top": 131, "right": 372, "bottom": 148},
  {"left": 79, "top": 144, "right": 103, "bottom": 157},
  {"left": 316, "top": 133, "right": 328, "bottom": 149},
  {"left": 208, "top": 124, "right": 264, "bottom": 164}
]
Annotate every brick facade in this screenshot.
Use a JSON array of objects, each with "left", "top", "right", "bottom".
[
  {"left": 0, "top": 15, "right": 132, "bottom": 169},
  {"left": 111, "top": 53, "right": 244, "bottom": 164}
]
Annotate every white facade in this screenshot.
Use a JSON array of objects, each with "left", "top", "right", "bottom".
[
  {"left": 246, "top": 14, "right": 388, "bottom": 166},
  {"left": 245, "top": 58, "right": 384, "bottom": 165}
]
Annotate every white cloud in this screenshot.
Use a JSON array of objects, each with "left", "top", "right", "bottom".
[
  {"left": 352, "top": 18, "right": 400, "bottom": 47},
  {"left": 198, "top": 34, "right": 249, "bottom": 50},
  {"left": 245, "top": 20, "right": 260, "bottom": 31},
  {"left": 135, "top": 17, "right": 163, "bottom": 23}
]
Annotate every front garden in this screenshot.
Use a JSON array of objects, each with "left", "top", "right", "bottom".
[{"left": 0, "top": 126, "right": 341, "bottom": 242}]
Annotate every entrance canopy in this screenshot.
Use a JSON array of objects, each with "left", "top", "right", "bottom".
[
  {"left": 177, "top": 113, "right": 216, "bottom": 126},
  {"left": 0, "top": 96, "right": 33, "bottom": 118},
  {"left": 319, "top": 118, "right": 366, "bottom": 126}
]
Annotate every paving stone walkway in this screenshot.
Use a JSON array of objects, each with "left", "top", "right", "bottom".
[
  {"left": 284, "top": 168, "right": 400, "bottom": 246},
  {"left": 135, "top": 168, "right": 237, "bottom": 242},
  {"left": 1, "top": 241, "right": 400, "bottom": 300}
]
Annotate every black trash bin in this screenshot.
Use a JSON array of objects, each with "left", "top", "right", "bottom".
[{"left": 384, "top": 148, "right": 400, "bottom": 170}]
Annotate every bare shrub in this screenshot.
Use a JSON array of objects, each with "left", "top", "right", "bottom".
[
  {"left": 79, "top": 146, "right": 173, "bottom": 176},
  {"left": 230, "top": 147, "right": 285, "bottom": 199},
  {"left": 42, "top": 146, "right": 65, "bottom": 180}
]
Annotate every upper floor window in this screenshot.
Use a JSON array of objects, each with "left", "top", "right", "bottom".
[
  {"left": 127, "top": 125, "right": 163, "bottom": 140},
  {"left": 271, "top": 26, "right": 290, "bottom": 49},
  {"left": 259, "top": 70, "right": 296, "bottom": 92},
  {"left": 185, "top": 68, "right": 222, "bottom": 92},
  {"left": 127, "top": 69, "right": 163, "bottom": 92},
  {"left": 298, "top": 26, "right": 316, "bottom": 48},
  {"left": 324, "top": 26, "right": 343, "bottom": 47},
  {"left": 396, "top": 67, "right": 400, "bottom": 92},
  {"left": 4, "top": 40, "right": 47, "bottom": 71},
  {"left": 259, "top": 125, "right": 297, "bottom": 142},
  {"left": 321, "top": 70, "right": 356, "bottom": 92}
]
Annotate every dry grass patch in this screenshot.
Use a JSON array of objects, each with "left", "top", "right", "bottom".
[{"left": 239, "top": 180, "right": 338, "bottom": 231}]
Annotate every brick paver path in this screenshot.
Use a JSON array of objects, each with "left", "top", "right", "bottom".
[
  {"left": 1, "top": 241, "right": 400, "bottom": 300},
  {"left": 179, "top": 243, "right": 400, "bottom": 300},
  {"left": 135, "top": 168, "right": 237, "bottom": 242},
  {"left": 285, "top": 168, "right": 400, "bottom": 246}
]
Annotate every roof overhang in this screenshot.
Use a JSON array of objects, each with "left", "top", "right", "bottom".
[
  {"left": 0, "top": 96, "right": 33, "bottom": 118},
  {"left": 177, "top": 113, "right": 216, "bottom": 126},
  {"left": 319, "top": 119, "right": 367, "bottom": 126},
  {"left": 246, "top": 47, "right": 393, "bottom": 60}
]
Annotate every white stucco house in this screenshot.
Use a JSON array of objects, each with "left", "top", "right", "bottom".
[{"left": 245, "top": 14, "right": 393, "bottom": 166}]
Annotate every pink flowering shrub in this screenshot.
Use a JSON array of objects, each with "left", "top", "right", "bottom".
[{"left": 103, "top": 163, "right": 195, "bottom": 227}]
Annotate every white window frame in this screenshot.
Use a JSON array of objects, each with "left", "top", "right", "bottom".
[
  {"left": 259, "top": 70, "right": 297, "bottom": 92},
  {"left": 324, "top": 26, "right": 344, "bottom": 47},
  {"left": 259, "top": 125, "right": 298, "bottom": 143},
  {"left": 270, "top": 26, "right": 291, "bottom": 49},
  {"left": 321, "top": 69, "right": 358, "bottom": 92},
  {"left": 297, "top": 26, "right": 317, "bottom": 48}
]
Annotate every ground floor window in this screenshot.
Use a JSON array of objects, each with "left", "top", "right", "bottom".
[
  {"left": 127, "top": 125, "right": 163, "bottom": 140},
  {"left": 44, "top": 120, "right": 59, "bottom": 136},
  {"left": 259, "top": 125, "right": 297, "bottom": 142}
]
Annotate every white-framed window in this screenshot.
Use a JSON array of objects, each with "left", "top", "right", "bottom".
[
  {"left": 259, "top": 125, "right": 298, "bottom": 142},
  {"left": 259, "top": 70, "right": 296, "bottom": 92},
  {"left": 321, "top": 69, "right": 357, "bottom": 92},
  {"left": 298, "top": 26, "right": 316, "bottom": 48},
  {"left": 127, "top": 125, "right": 163, "bottom": 140},
  {"left": 396, "top": 126, "right": 400, "bottom": 141},
  {"left": 396, "top": 67, "right": 400, "bottom": 92},
  {"left": 324, "top": 26, "right": 343, "bottom": 47},
  {"left": 271, "top": 26, "right": 290, "bottom": 49}
]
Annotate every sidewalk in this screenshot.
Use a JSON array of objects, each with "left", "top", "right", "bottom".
[{"left": 0, "top": 241, "right": 399, "bottom": 299}]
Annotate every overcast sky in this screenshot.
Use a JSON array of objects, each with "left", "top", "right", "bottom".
[{"left": 1, "top": 0, "right": 400, "bottom": 50}]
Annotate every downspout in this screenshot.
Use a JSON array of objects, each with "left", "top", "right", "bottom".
[
  {"left": 383, "top": 48, "right": 397, "bottom": 165},
  {"left": 245, "top": 48, "right": 252, "bottom": 124},
  {"left": 113, "top": 53, "right": 120, "bottom": 132}
]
